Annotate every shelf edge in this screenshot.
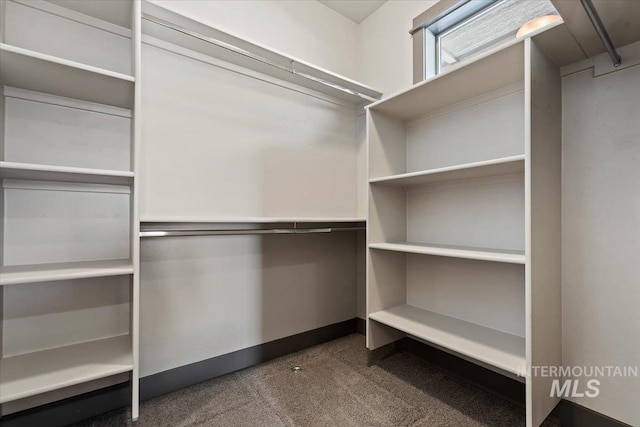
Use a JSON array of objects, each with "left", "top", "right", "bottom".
[
  {"left": 369, "top": 155, "right": 525, "bottom": 185},
  {"left": 368, "top": 307, "right": 526, "bottom": 375},
  {"left": 369, "top": 243, "right": 526, "bottom": 264},
  {"left": 0, "top": 43, "right": 135, "bottom": 83}
]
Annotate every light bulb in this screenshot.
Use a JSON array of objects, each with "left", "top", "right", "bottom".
[{"left": 516, "top": 14, "right": 562, "bottom": 38}]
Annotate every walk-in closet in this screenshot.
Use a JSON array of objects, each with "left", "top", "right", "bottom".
[{"left": 1, "top": 1, "right": 638, "bottom": 426}]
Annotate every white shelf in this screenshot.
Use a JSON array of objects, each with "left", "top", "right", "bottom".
[
  {"left": 369, "top": 155, "right": 525, "bottom": 187},
  {"left": 0, "top": 260, "right": 134, "bottom": 286},
  {"left": 0, "top": 335, "right": 133, "bottom": 404},
  {"left": 368, "top": 41, "right": 524, "bottom": 121},
  {"left": 0, "top": 43, "right": 134, "bottom": 109},
  {"left": 369, "top": 305, "right": 525, "bottom": 375},
  {"left": 369, "top": 242, "right": 525, "bottom": 264},
  {"left": 0, "top": 162, "right": 134, "bottom": 185}
]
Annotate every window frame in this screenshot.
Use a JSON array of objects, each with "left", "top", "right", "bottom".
[
  {"left": 412, "top": 0, "right": 559, "bottom": 82},
  {"left": 434, "top": 2, "right": 507, "bottom": 74},
  {"left": 411, "top": 0, "right": 499, "bottom": 83}
]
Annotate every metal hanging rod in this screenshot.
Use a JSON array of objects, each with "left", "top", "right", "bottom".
[
  {"left": 141, "top": 14, "right": 379, "bottom": 103},
  {"left": 140, "top": 227, "right": 365, "bottom": 238},
  {"left": 580, "top": 0, "right": 621, "bottom": 67}
]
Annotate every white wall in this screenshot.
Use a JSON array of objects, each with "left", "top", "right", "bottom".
[
  {"left": 358, "top": 0, "right": 437, "bottom": 95},
  {"left": 149, "top": 0, "right": 359, "bottom": 80},
  {"left": 140, "top": 42, "right": 361, "bottom": 221},
  {"left": 150, "top": 0, "right": 439, "bottom": 94},
  {"left": 562, "top": 64, "right": 640, "bottom": 426},
  {"left": 137, "top": 0, "right": 364, "bottom": 377},
  {"left": 141, "top": 233, "right": 357, "bottom": 376}
]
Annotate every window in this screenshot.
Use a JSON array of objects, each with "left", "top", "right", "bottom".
[
  {"left": 437, "top": 0, "right": 558, "bottom": 72},
  {"left": 413, "top": 0, "right": 560, "bottom": 80}
]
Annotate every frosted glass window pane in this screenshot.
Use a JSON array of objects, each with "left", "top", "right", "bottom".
[{"left": 438, "top": 0, "right": 557, "bottom": 71}]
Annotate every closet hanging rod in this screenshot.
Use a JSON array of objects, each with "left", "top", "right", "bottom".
[
  {"left": 141, "top": 14, "right": 379, "bottom": 103},
  {"left": 140, "top": 227, "right": 365, "bottom": 238},
  {"left": 580, "top": 0, "right": 621, "bottom": 67}
]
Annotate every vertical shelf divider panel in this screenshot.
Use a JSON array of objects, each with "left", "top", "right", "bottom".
[
  {"left": 0, "top": 34, "right": 5, "bottom": 367},
  {"left": 0, "top": 0, "right": 5, "bottom": 370},
  {"left": 130, "top": 0, "right": 142, "bottom": 420},
  {"left": 366, "top": 108, "right": 407, "bottom": 347},
  {"left": 367, "top": 34, "right": 561, "bottom": 427},
  {"left": 524, "top": 38, "right": 562, "bottom": 427}
]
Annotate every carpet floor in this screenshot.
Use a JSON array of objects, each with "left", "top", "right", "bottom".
[{"left": 72, "top": 334, "right": 557, "bottom": 427}]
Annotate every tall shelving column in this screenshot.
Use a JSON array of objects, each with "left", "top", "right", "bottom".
[
  {"left": 0, "top": 0, "right": 139, "bottom": 420},
  {"left": 131, "top": 0, "right": 142, "bottom": 420},
  {"left": 365, "top": 32, "right": 561, "bottom": 427}
]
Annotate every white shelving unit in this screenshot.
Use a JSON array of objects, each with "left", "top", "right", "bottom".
[
  {"left": 0, "top": 0, "right": 140, "bottom": 421},
  {"left": 366, "top": 33, "right": 561, "bottom": 427}
]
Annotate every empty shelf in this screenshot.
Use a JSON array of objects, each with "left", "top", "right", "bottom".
[
  {"left": 369, "top": 155, "right": 525, "bottom": 187},
  {"left": 0, "top": 260, "right": 134, "bottom": 286},
  {"left": 0, "top": 162, "right": 134, "bottom": 185},
  {"left": 368, "top": 42, "right": 524, "bottom": 121},
  {"left": 369, "top": 242, "right": 525, "bottom": 264},
  {"left": 0, "top": 43, "right": 134, "bottom": 109},
  {"left": 0, "top": 335, "right": 133, "bottom": 404},
  {"left": 369, "top": 305, "right": 525, "bottom": 375}
]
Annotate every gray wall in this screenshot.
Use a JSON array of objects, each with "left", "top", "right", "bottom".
[
  {"left": 562, "top": 64, "right": 640, "bottom": 426},
  {"left": 140, "top": 232, "right": 358, "bottom": 377}
]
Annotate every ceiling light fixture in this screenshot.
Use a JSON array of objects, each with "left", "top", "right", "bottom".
[{"left": 516, "top": 14, "right": 562, "bottom": 38}]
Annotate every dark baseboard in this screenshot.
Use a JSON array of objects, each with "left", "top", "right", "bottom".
[
  {"left": 140, "top": 317, "right": 357, "bottom": 400},
  {"left": 551, "top": 400, "right": 633, "bottom": 427},
  {"left": 0, "top": 318, "right": 357, "bottom": 427},
  {"left": 0, "top": 383, "right": 130, "bottom": 427},
  {"left": 356, "top": 317, "right": 366, "bottom": 335},
  {"left": 396, "top": 337, "right": 630, "bottom": 427}
]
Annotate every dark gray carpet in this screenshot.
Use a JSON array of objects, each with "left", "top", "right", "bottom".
[{"left": 72, "top": 334, "right": 557, "bottom": 427}]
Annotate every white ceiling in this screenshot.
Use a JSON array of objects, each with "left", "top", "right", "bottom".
[{"left": 319, "top": 0, "right": 387, "bottom": 24}]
